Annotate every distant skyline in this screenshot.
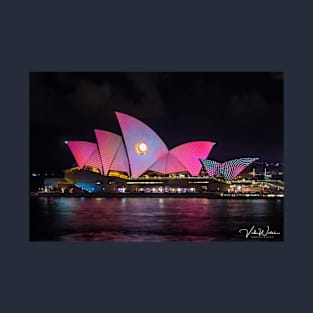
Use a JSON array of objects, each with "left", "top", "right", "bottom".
[{"left": 30, "top": 72, "right": 283, "bottom": 172}]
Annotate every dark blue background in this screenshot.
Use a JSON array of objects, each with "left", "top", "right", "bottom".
[{"left": 1, "top": 1, "right": 311, "bottom": 312}]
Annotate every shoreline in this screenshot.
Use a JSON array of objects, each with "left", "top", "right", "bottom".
[{"left": 30, "top": 192, "right": 284, "bottom": 199}]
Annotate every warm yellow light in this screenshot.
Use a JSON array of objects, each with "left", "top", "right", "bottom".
[
  {"left": 136, "top": 142, "right": 148, "bottom": 155},
  {"left": 138, "top": 143, "right": 147, "bottom": 152}
]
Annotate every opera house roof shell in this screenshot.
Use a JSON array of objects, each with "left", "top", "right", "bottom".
[
  {"left": 66, "top": 112, "right": 216, "bottom": 178},
  {"left": 200, "top": 158, "right": 259, "bottom": 181}
]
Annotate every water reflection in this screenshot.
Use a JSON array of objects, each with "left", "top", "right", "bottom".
[{"left": 30, "top": 197, "right": 283, "bottom": 242}]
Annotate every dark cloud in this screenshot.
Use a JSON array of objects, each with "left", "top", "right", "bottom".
[
  {"left": 30, "top": 72, "right": 167, "bottom": 127},
  {"left": 67, "top": 80, "right": 112, "bottom": 113},
  {"left": 228, "top": 91, "right": 269, "bottom": 123},
  {"left": 124, "top": 73, "right": 166, "bottom": 118},
  {"left": 30, "top": 73, "right": 58, "bottom": 122}
]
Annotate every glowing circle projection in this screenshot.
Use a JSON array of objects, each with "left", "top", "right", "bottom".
[{"left": 136, "top": 142, "right": 148, "bottom": 155}]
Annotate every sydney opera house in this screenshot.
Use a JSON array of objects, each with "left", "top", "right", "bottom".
[{"left": 62, "top": 112, "right": 257, "bottom": 193}]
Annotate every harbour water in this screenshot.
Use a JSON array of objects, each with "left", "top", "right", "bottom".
[{"left": 30, "top": 197, "right": 283, "bottom": 241}]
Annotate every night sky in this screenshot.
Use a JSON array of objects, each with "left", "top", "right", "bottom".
[{"left": 30, "top": 72, "right": 283, "bottom": 173}]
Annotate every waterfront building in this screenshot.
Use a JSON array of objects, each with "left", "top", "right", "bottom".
[{"left": 56, "top": 112, "right": 272, "bottom": 194}]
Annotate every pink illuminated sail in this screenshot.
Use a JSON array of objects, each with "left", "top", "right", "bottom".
[
  {"left": 94, "top": 130, "right": 124, "bottom": 175},
  {"left": 166, "top": 152, "right": 188, "bottom": 173},
  {"left": 110, "top": 142, "right": 129, "bottom": 174},
  {"left": 85, "top": 148, "right": 103, "bottom": 174},
  {"left": 149, "top": 154, "right": 167, "bottom": 174},
  {"left": 170, "top": 141, "right": 215, "bottom": 176},
  {"left": 115, "top": 112, "right": 168, "bottom": 178},
  {"left": 149, "top": 152, "right": 188, "bottom": 174},
  {"left": 66, "top": 141, "right": 98, "bottom": 169}
]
